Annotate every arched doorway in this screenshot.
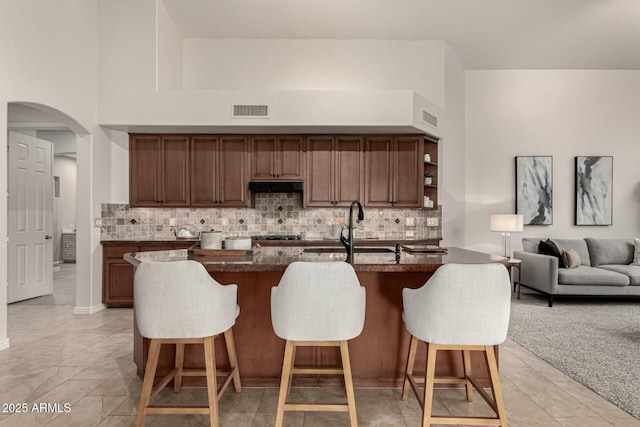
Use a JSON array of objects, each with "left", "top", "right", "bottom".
[{"left": 6, "top": 102, "right": 89, "bottom": 310}]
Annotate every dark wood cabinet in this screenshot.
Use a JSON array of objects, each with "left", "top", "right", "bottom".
[
  {"left": 102, "top": 241, "right": 194, "bottom": 307},
  {"left": 305, "top": 136, "right": 363, "bottom": 207},
  {"left": 423, "top": 136, "right": 439, "bottom": 209},
  {"left": 103, "top": 244, "right": 139, "bottom": 307},
  {"left": 129, "top": 135, "right": 190, "bottom": 207},
  {"left": 251, "top": 135, "right": 305, "bottom": 181},
  {"left": 393, "top": 136, "right": 423, "bottom": 207},
  {"left": 128, "top": 133, "right": 430, "bottom": 209},
  {"left": 364, "top": 136, "right": 422, "bottom": 208},
  {"left": 190, "top": 135, "right": 250, "bottom": 207}
]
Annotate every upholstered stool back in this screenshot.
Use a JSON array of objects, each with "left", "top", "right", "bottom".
[
  {"left": 402, "top": 262, "right": 511, "bottom": 346},
  {"left": 271, "top": 261, "right": 366, "bottom": 341},
  {"left": 135, "top": 260, "right": 238, "bottom": 339}
]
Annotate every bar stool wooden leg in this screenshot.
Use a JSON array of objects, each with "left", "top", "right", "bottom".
[
  {"left": 402, "top": 335, "right": 419, "bottom": 400},
  {"left": 174, "top": 342, "right": 185, "bottom": 392},
  {"left": 275, "top": 340, "right": 295, "bottom": 427},
  {"left": 223, "top": 329, "right": 242, "bottom": 393},
  {"left": 462, "top": 349, "right": 473, "bottom": 401},
  {"left": 136, "top": 339, "right": 161, "bottom": 427},
  {"left": 340, "top": 340, "right": 358, "bottom": 427},
  {"left": 485, "top": 345, "right": 508, "bottom": 426},
  {"left": 422, "top": 343, "right": 437, "bottom": 427},
  {"left": 287, "top": 345, "right": 297, "bottom": 395},
  {"left": 204, "top": 336, "right": 219, "bottom": 427}
]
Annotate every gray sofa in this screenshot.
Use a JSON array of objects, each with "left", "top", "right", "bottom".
[{"left": 513, "top": 238, "right": 640, "bottom": 306}]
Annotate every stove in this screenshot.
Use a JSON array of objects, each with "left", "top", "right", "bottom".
[{"left": 250, "top": 234, "right": 301, "bottom": 240}]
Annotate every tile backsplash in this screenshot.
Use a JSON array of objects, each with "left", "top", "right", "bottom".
[{"left": 100, "top": 193, "right": 442, "bottom": 241}]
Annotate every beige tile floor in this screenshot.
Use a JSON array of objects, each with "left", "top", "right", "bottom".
[{"left": 1, "top": 266, "right": 639, "bottom": 427}]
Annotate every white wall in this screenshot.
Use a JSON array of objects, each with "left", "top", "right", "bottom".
[
  {"left": 466, "top": 70, "right": 640, "bottom": 256},
  {"left": 53, "top": 156, "right": 77, "bottom": 262},
  {"left": 182, "top": 39, "right": 445, "bottom": 103},
  {"left": 440, "top": 45, "right": 466, "bottom": 247},
  {"left": 99, "top": 0, "right": 446, "bottom": 129},
  {"left": 157, "top": 0, "right": 183, "bottom": 90},
  {"left": 0, "top": 0, "right": 108, "bottom": 347},
  {"left": 107, "top": 129, "right": 130, "bottom": 203},
  {"left": 38, "top": 130, "right": 77, "bottom": 155}
]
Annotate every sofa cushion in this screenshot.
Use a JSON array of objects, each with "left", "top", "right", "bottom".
[
  {"left": 558, "top": 266, "right": 629, "bottom": 286},
  {"left": 522, "top": 238, "right": 540, "bottom": 253},
  {"left": 562, "top": 249, "right": 581, "bottom": 269},
  {"left": 538, "top": 239, "right": 564, "bottom": 268},
  {"left": 634, "top": 237, "right": 640, "bottom": 264},
  {"left": 597, "top": 265, "right": 640, "bottom": 285},
  {"left": 552, "top": 239, "right": 591, "bottom": 266},
  {"left": 521, "top": 238, "right": 592, "bottom": 265},
  {"left": 585, "top": 238, "right": 634, "bottom": 266}
]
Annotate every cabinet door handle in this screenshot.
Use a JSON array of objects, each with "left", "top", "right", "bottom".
[{"left": 45, "top": 235, "right": 52, "bottom": 240}]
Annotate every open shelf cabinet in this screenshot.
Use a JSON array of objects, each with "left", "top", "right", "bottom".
[{"left": 423, "top": 136, "right": 438, "bottom": 209}]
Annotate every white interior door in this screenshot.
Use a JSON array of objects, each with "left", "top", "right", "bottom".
[{"left": 8, "top": 131, "right": 53, "bottom": 303}]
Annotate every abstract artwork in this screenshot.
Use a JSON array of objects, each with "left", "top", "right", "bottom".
[
  {"left": 515, "top": 156, "right": 553, "bottom": 225},
  {"left": 575, "top": 156, "right": 613, "bottom": 225}
]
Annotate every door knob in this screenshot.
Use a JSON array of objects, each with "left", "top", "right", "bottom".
[{"left": 45, "top": 235, "right": 52, "bottom": 239}]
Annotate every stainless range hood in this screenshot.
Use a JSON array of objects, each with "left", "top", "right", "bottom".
[{"left": 248, "top": 181, "right": 303, "bottom": 193}]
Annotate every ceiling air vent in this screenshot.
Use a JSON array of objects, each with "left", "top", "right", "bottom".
[
  {"left": 422, "top": 110, "right": 438, "bottom": 128},
  {"left": 232, "top": 104, "right": 269, "bottom": 118}
]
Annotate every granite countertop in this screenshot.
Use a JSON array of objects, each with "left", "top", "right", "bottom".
[
  {"left": 102, "top": 238, "right": 441, "bottom": 246},
  {"left": 124, "top": 246, "right": 505, "bottom": 273},
  {"left": 101, "top": 238, "right": 199, "bottom": 244}
]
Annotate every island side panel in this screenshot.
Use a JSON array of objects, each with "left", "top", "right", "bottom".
[
  {"left": 318, "top": 272, "right": 492, "bottom": 386},
  {"left": 214, "top": 271, "right": 317, "bottom": 385}
]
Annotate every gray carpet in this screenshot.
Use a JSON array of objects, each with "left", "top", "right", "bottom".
[{"left": 507, "top": 291, "right": 640, "bottom": 420}]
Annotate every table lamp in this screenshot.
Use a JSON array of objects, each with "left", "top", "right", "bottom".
[{"left": 490, "top": 214, "right": 524, "bottom": 259}]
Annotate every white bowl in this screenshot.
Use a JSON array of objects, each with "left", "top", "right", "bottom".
[{"left": 224, "top": 237, "right": 252, "bottom": 250}]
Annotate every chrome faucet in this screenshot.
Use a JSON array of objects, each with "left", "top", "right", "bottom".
[{"left": 340, "top": 200, "right": 364, "bottom": 264}]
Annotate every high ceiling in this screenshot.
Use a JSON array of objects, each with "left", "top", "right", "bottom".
[{"left": 162, "top": 0, "right": 640, "bottom": 69}]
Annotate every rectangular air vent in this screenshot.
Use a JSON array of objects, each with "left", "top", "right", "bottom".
[
  {"left": 232, "top": 104, "right": 269, "bottom": 118},
  {"left": 422, "top": 110, "right": 438, "bottom": 128}
]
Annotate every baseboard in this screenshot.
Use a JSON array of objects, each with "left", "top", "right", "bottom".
[
  {"left": 0, "top": 338, "right": 10, "bottom": 351},
  {"left": 73, "top": 304, "right": 106, "bottom": 315}
]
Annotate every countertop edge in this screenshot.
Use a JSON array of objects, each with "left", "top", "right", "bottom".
[{"left": 103, "top": 238, "right": 441, "bottom": 246}]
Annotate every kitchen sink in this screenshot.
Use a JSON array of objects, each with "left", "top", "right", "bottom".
[{"left": 302, "top": 247, "right": 394, "bottom": 254}]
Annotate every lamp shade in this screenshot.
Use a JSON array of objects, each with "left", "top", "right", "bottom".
[{"left": 489, "top": 214, "right": 524, "bottom": 232}]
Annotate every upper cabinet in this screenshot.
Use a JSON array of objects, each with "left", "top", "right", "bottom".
[
  {"left": 251, "top": 135, "right": 305, "bottom": 181},
  {"left": 129, "top": 135, "right": 190, "bottom": 207},
  {"left": 305, "top": 136, "right": 363, "bottom": 207},
  {"left": 129, "top": 133, "right": 432, "bottom": 209},
  {"left": 191, "top": 135, "right": 250, "bottom": 207},
  {"left": 130, "top": 134, "right": 249, "bottom": 208},
  {"left": 364, "top": 135, "right": 422, "bottom": 208},
  {"left": 423, "top": 136, "right": 439, "bottom": 209}
]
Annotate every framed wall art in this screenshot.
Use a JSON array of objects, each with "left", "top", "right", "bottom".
[
  {"left": 515, "top": 156, "right": 553, "bottom": 225},
  {"left": 575, "top": 156, "right": 613, "bottom": 225}
]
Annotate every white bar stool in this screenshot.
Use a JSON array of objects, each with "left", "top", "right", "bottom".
[
  {"left": 134, "top": 260, "right": 242, "bottom": 427},
  {"left": 401, "top": 263, "right": 512, "bottom": 427},
  {"left": 271, "top": 261, "right": 366, "bottom": 427}
]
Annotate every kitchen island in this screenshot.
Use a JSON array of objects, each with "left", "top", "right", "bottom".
[{"left": 125, "top": 246, "right": 508, "bottom": 388}]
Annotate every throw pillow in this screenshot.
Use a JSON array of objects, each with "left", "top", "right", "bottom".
[
  {"left": 562, "top": 249, "right": 581, "bottom": 269},
  {"left": 538, "top": 239, "right": 565, "bottom": 268},
  {"left": 634, "top": 237, "right": 640, "bottom": 264}
]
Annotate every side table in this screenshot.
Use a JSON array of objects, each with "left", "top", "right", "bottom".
[{"left": 508, "top": 259, "right": 522, "bottom": 299}]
